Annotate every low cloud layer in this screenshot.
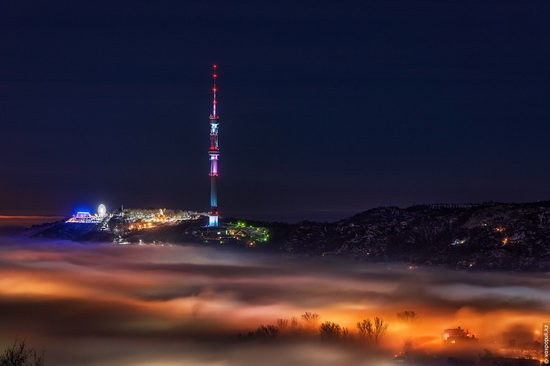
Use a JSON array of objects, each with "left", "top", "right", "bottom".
[{"left": 0, "top": 236, "right": 548, "bottom": 365}]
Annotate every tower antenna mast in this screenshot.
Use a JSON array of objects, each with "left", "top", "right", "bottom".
[
  {"left": 208, "top": 64, "right": 220, "bottom": 227},
  {"left": 212, "top": 64, "right": 217, "bottom": 118}
]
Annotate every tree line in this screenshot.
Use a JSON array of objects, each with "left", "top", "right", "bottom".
[{"left": 238, "top": 311, "right": 414, "bottom": 344}]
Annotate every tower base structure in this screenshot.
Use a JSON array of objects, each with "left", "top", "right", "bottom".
[{"left": 208, "top": 215, "right": 219, "bottom": 227}]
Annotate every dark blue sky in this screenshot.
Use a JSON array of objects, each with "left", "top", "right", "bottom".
[{"left": 1, "top": 0, "right": 549, "bottom": 221}]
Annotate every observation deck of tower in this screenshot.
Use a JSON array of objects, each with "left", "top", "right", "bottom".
[{"left": 208, "top": 65, "right": 220, "bottom": 227}]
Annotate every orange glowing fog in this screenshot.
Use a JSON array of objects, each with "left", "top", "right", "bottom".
[{"left": 0, "top": 237, "right": 547, "bottom": 365}]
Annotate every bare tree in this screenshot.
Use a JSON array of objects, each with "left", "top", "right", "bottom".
[
  {"left": 397, "top": 310, "right": 417, "bottom": 324},
  {"left": 276, "top": 318, "right": 289, "bottom": 332},
  {"left": 319, "top": 321, "right": 342, "bottom": 341},
  {"left": 289, "top": 316, "right": 300, "bottom": 335},
  {"left": 255, "top": 325, "right": 279, "bottom": 339},
  {"left": 372, "top": 317, "right": 388, "bottom": 343},
  {"left": 301, "top": 312, "right": 320, "bottom": 329},
  {"left": 0, "top": 338, "right": 45, "bottom": 366},
  {"left": 357, "top": 319, "right": 373, "bottom": 340},
  {"left": 357, "top": 317, "right": 388, "bottom": 344}
]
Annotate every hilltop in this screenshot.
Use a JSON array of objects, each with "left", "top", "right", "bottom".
[
  {"left": 26, "top": 201, "right": 550, "bottom": 271},
  {"left": 276, "top": 201, "right": 550, "bottom": 271}
]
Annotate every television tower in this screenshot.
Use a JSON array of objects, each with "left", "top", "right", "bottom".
[{"left": 208, "top": 65, "right": 220, "bottom": 227}]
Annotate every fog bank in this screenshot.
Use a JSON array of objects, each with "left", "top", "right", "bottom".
[{"left": 0, "top": 237, "right": 547, "bottom": 365}]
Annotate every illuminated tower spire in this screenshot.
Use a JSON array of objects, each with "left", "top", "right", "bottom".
[
  {"left": 208, "top": 65, "right": 220, "bottom": 227},
  {"left": 212, "top": 65, "right": 217, "bottom": 118}
]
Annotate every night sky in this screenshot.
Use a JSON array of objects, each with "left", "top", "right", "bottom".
[{"left": 2, "top": 0, "right": 550, "bottom": 221}]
